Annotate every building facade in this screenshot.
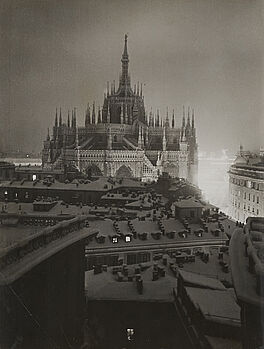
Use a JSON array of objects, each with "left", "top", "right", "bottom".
[
  {"left": 42, "top": 36, "right": 198, "bottom": 183},
  {"left": 229, "top": 147, "right": 264, "bottom": 222}
]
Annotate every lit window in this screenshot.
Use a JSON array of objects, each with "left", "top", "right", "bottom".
[
  {"left": 127, "top": 328, "right": 135, "bottom": 341},
  {"left": 112, "top": 237, "right": 118, "bottom": 243},
  {"left": 125, "top": 236, "right": 131, "bottom": 242},
  {"left": 32, "top": 174, "right": 37, "bottom": 181}
]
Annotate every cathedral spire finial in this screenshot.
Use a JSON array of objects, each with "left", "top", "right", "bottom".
[
  {"left": 59, "top": 107, "right": 62, "bottom": 126},
  {"left": 120, "top": 34, "right": 130, "bottom": 89},
  {"left": 182, "top": 106, "right": 186, "bottom": 128},
  {"left": 187, "top": 106, "right": 191, "bottom": 127},
  {"left": 123, "top": 34, "right": 128, "bottom": 57},
  {"left": 67, "top": 110, "right": 70, "bottom": 127},
  {"left": 47, "top": 128, "right": 50, "bottom": 141},
  {"left": 165, "top": 107, "right": 169, "bottom": 127},
  {"left": 92, "top": 102, "right": 96, "bottom": 124},
  {"left": 55, "top": 108, "right": 58, "bottom": 128}
]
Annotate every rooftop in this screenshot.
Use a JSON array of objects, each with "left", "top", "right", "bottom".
[
  {"left": 86, "top": 217, "right": 229, "bottom": 251},
  {"left": 0, "top": 176, "right": 145, "bottom": 192},
  {"left": 85, "top": 260, "right": 177, "bottom": 302},
  {"left": 173, "top": 198, "right": 204, "bottom": 208},
  {"left": 185, "top": 286, "right": 241, "bottom": 326},
  {"left": 85, "top": 245, "right": 235, "bottom": 304},
  {"left": 204, "top": 336, "right": 242, "bottom": 349},
  {"left": 178, "top": 269, "right": 226, "bottom": 291}
]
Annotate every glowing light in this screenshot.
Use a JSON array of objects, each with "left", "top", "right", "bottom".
[{"left": 127, "top": 328, "right": 134, "bottom": 341}]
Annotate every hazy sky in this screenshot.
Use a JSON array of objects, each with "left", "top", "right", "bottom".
[{"left": 0, "top": 0, "right": 263, "bottom": 155}]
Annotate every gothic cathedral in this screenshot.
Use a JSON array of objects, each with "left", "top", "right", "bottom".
[{"left": 42, "top": 35, "right": 198, "bottom": 183}]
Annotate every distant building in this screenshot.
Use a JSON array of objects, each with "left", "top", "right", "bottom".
[
  {"left": 173, "top": 198, "right": 204, "bottom": 222},
  {"left": 42, "top": 35, "right": 198, "bottom": 183},
  {"left": 228, "top": 146, "right": 264, "bottom": 222},
  {"left": 0, "top": 177, "right": 146, "bottom": 205},
  {"left": 0, "top": 162, "right": 15, "bottom": 181}
]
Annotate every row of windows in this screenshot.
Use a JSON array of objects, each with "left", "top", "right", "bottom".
[
  {"left": 230, "top": 177, "right": 261, "bottom": 190},
  {"left": 232, "top": 200, "right": 259, "bottom": 215},
  {"left": 86, "top": 252, "right": 150, "bottom": 270},
  {"left": 230, "top": 190, "right": 259, "bottom": 203}
]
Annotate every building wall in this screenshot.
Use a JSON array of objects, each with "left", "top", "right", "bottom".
[
  {"left": 85, "top": 301, "right": 191, "bottom": 349},
  {"left": 175, "top": 207, "right": 203, "bottom": 222},
  {"left": 229, "top": 169, "right": 264, "bottom": 222},
  {"left": 0, "top": 163, "right": 15, "bottom": 181},
  {"left": 0, "top": 185, "right": 104, "bottom": 204}
]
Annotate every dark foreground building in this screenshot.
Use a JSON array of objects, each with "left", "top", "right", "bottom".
[
  {"left": 230, "top": 217, "right": 264, "bottom": 349},
  {"left": 0, "top": 216, "right": 90, "bottom": 349}
]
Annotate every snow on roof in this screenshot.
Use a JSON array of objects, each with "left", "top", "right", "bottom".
[
  {"left": 178, "top": 270, "right": 226, "bottom": 290},
  {"left": 185, "top": 287, "right": 241, "bottom": 325},
  {"left": 173, "top": 198, "right": 204, "bottom": 209}
]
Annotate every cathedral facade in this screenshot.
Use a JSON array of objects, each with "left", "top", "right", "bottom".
[{"left": 42, "top": 35, "right": 198, "bottom": 183}]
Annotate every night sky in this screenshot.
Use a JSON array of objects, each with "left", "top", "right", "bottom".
[{"left": 0, "top": 0, "right": 263, "bottom": 155}]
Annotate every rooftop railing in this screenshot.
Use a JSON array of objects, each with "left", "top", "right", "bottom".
[{"left": 0, "top": 216, "right": 87, "bottom": 272}]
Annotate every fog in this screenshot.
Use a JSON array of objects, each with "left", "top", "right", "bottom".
[{"left": 1, "top": 0, "right": 263, "bottom": 154}]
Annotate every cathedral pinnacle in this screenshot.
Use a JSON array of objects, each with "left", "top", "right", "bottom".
[
  {"left": 47, "top": 128, "right": 50, "bottom": 141},
  {"left": 162, "top": 126, "right": 166, "bottom": 151},
  {"left": 67, "top": 110, "right": 70, "bottom": 128},
  {"left": 92, "top": 102, "right": 96, "bottom": 124},
  {"left": 59, "top": 107, "right": 62, "bottom": 126},
  {"left": 55, "top": 108, "right": 58, "bottom": 128}
]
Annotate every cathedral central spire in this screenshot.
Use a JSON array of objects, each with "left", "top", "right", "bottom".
[
  {"left": 122, "top": 34, "right": 128, "bottom": 59},
  {"left": 120, "top": 34, "right": 130, "bottom": 88}
]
